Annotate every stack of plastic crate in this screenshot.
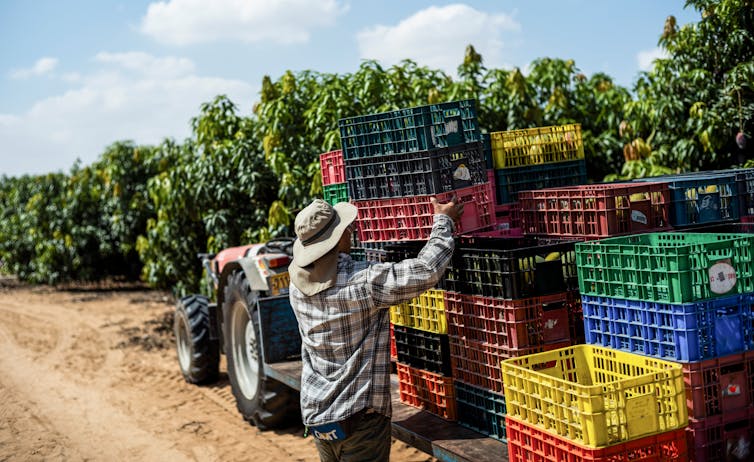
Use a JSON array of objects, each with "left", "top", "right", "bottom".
[
  {"left": 338, "top": 99, "right": 494, "bottom": 243},
  {"left": 377, "top": 240, "right": 455, "bottom": 420},
  {"left": 337, "top": 100, "right": 493, "bottom": 421},
  {"left": 320, "top": 149, "right": 348, "bottom": 206},
  {"left": 441, "top": 235, "right": 583, "bottom": 441},
  {"left": 501, "top": 344, "right": 689, "bottom": 461},
  {"left": 632, "top": 171, "right": 744, "bottom": 228},
  {"left": 391, "top": 288, "right": 456, "bottom": 420},
  {"left": 576, "top": 232, "right": 754, "bottom": 461},
  {"left": 489, "top": 124, "right": 588, "bottom": 234},
  {"left": 519, "top": 182, "right": 673, "bottom": 241}
]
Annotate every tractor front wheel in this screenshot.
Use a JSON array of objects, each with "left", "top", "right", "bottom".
[{"left": 222, "top": 271, "right": 298, "bottom": 429}]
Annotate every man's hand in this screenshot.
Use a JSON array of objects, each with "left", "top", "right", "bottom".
[{"left": 430, "top": 195, "right": 465, "bottom": 222}]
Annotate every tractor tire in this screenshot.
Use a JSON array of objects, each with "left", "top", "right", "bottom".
[
  {"left": 223, "top": 271, "right": 298, "bottom": 430},
  {"left": 174, "top": 294, "right": 220, "bottom": 384}
]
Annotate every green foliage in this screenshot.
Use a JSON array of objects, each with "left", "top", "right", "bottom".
[
  {"left": 621, "top": 0, "right": 754, "bottom": 177},
  {"left": 0, "top": 173, "right": 66, "bottom": 282},
  {"left": 137, "top": 96, "right": 277, "bottom": 294},
  {"left": 2, "top": 5, "right": 750, "bottom": 292}
]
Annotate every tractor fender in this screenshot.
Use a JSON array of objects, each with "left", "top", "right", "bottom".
[{"left": 216, "top": 257, "right": 269, "bottom": 310}]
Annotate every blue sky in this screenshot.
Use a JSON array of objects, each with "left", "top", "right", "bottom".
[{"left": 0, "top": 0, "right": 700, "bottom": 177}]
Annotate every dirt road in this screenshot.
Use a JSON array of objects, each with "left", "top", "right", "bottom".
[{"left": 0, "top": 277, "right": 433, "bottom": 462}]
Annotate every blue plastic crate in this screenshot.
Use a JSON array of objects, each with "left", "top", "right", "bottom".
[
  {"left": 257, "top": 296, "right": 302, "bottom": 363},
  {"left": 454, "top": 380, "right": 507, "bottom": 442},
  {"left": 634, "top": 173, "right": 740, "bottom": 226},
  {"left": 729, "top": 168, "right": 754, "bottom": 217},
  {"left": 582, "top": 293, "right": 754, "bottom": 362},
  {"left": 338, "top": 100, "right": 481, "bottom": 159},
  {"left": 494, "top": 159, "right": 587, "bottom": 205}
]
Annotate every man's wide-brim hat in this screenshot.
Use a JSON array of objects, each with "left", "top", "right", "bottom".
[{"left": 292, "top": 199, "right": 358, "bottom": 268}]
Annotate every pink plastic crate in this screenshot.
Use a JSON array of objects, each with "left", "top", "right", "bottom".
[
  {"left": 319, "top": 149, "right": 345, "bottom": 186},
  {"left": 354, "top": 183, "right": 493, "bottom": 242}
]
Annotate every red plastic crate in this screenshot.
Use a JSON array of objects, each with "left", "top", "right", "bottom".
[
  {"left": 519, "top": 182, "right": 671, "bottom": 239},
  {"left": 354, "top": 183, "right": 493, "bottom": 242},
  {"left": 320, "top": 149, "right": 345, "bottom": 186},
  {"left": 443, "top": 291, "right": 574, "bottom": 350},
  {"left": 687, "top": 405, "right": 754, "bottom": 462},
  {"left": 684, "top": 351, "right": 754, "bottom": 420},
  {"left": 506, "top": 416, "right": 688, "bottom": 462},
  {"left": 495, "top": 202, "right": 522, "bottom": 229},
  {"left": 396, "top": 362, "right": 457, "bottom": 420},
  {"left": 464, "top": 226, "right": 523, "bottom": 238},
  {"left": 448, "top": 335, "right": 570, "bottom": 394},
  {"left": 569, "top": 299, "right": 585, "bottom": 345},
  {"left": 390, "top": 322, "right": 397, "bottom": 361}
]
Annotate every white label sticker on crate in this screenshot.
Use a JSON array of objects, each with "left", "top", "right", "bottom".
[
  {"left": 453, "top": 164, "right": 471, "bottom": 181},
  {"left": 445, "top": 119, "right": 459, "bottom": 134},
  {"left": 709, "top": 260, "right": 736, "bottom": 294},
  {"left": 630, "top": 210, "right": 648, "bottom": 224},
  {"left": 723, "top": 383, "right": 742, "bottom": 396}
]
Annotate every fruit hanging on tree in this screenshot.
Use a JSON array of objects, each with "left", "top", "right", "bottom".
[{"left": 736, "top": 132, "right": 747, "bottom": 150}]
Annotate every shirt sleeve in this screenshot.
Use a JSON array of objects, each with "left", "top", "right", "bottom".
[{"left": 362, "top": 214, "right": 455, "bottom": 308}]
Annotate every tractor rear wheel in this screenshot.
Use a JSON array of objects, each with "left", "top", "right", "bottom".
[
  {"left": 174, "top": 294, "right": 220, "bottom": 384},
  {"left": 223, "top": 271, "right": 298, "bottom": 429}
]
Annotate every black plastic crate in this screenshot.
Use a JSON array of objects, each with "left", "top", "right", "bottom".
[
  {"left": 445, "top": 236, "right": 579, "bottom": 299},
  {"left": 383, "top": 241, "right": 447, "bottom": 290},
  {"left": 350, "top": 247, "right": 366, "bottom": 262},
  {"left": 683, "top": 222, "right": 754, "bottom": 234},
  {"left": 394, "top": 325, "right": 451, "bottom": 376},
  {"left": 345, "top": 143, "right": 487, "bottom": 200},
  {"left": 454, "top": 380, "right": 507, "bottom": 442},
  {"left": 383, "top": 241, "right": 425, "bottom": 262},
  {"left": 482, "top": 132, "right": 493, "bottom": 169}
]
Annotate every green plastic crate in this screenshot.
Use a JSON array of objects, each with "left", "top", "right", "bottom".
[
  {"left": 323, "top": 183, "right": 348, "bottom": 206},
  {"left": 576, "top": 232, "right": 754, "bottom": 304}
]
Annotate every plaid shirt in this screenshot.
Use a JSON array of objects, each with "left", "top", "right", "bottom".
[{"left": 289, "top": 214, "right": 455, "bottom": 426}]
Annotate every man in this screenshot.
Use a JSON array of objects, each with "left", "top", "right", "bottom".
[{"left": 288, "top": 196, "right": 463, "bottom": 462}]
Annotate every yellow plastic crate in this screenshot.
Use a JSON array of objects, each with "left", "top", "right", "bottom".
[
  {"left": 491, "top": 124, "right": 584, "bottom": 169},
  {"left": 389, "top": 289, "right": 446, "bottom": 334},
  {"left": 500, "top": 345, "right": 687, "bottom": 448}
]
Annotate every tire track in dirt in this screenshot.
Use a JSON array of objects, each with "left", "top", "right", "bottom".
[
  {"left": 0, "top": 283, "right": 434, "bottom": 462},
  {"left": 118, "top": 360, "right": 317, "bottom": 461},
  {"left": 0, "top": 321, "right": 192, "bottom": 461},
  {"left": 0, "top": 309, "right": 60, "bottom": 357},
  {"left": 0, "top": 297, "right": 111, "bottom": 383}
]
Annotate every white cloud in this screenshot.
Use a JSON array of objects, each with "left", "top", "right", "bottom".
[
  {"left": 357, "top": 4, "right": 520, "bottom": 76},
  {"left": 0, "top": 52, "right": 257, "bottom": 177},
  {"left": 10, "top": 57, "right": 59, "bottom": 79},
  {"left": 637, "top": 47, "right": 668, "bottom": 71},
  {"left": 140, "top": 0, "right": 346, "bottom": 45},
  {"left": 95, "top": 51, "right": 195, "bottom": 78}
]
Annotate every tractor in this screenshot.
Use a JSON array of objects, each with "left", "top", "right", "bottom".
[{"left": 173, "top": 237, "right": 301, "bottom": 429}]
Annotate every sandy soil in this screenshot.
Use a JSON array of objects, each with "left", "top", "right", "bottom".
[{"left": 0, "top": 276, "right": 434, "bottom": 462}]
